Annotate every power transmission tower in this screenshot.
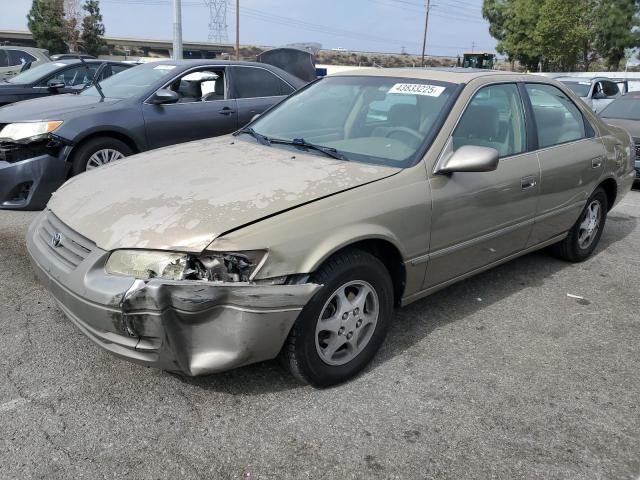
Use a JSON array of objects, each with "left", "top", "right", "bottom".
[{"left": 204, "top": 0, "right": 229, "bottom": 43}]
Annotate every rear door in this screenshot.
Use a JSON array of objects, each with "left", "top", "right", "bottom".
[
  {"left": 229, "top": 66, "right": 296, "bottom": 127},
  {"left": 142, "top": 66, "right": 238, "bottom": 149},
  {"left": 524, "top": 83, "right": 605, "bottom": 246},
  {"left": 425, "top": 82, "right": 540, "bottom": 288}
]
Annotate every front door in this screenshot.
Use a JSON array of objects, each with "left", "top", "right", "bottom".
[
  {"left": 524, "top": 83, "right": 606, "bottom": 245},
  {"left": 425, "top": 83, "right": 540, "bottom": 288},
  {"left": 142, "top": 66, "right": 238, "bottom": 149}
]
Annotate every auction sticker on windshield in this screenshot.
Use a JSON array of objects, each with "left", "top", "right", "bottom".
[{"left": 389, "top": 83, "right": 445, "bottom": 97}]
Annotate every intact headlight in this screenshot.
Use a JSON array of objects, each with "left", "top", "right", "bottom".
[
  {"left": 105, "top": 249, "right": 268, "bottom": 282},
  {"left": 0, "top": 121, "right": 63, "bottom": 142}
]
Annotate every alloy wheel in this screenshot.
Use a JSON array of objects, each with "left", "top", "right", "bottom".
[
  {"left": 315, "top": 280, "right": 379, "bottom": 366},
  {"left": 578, "top": 199, "right": 602, "bottom": 249},
  {"left": 86, "top": 149, "right": 125, "bottom": 170}
]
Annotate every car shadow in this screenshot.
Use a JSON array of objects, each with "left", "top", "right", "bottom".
[{"left": 176, "top": 211, "right": 637, "bottom": 392}]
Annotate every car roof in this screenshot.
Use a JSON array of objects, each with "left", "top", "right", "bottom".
[
  {"left": 137, "top": 59, "right": 307, "bottom": 86},
  {"left": 51, "top": 59, "right": 129, "bottom": 66},
  {"left": 332, "top": 67, "right": 528, "bottom": 84},
  {"left": 1, "top": 45, "right": 48, "bottom": 53},
  {"left": 556, "top": 76, "right": 614, "bottom": 83}
]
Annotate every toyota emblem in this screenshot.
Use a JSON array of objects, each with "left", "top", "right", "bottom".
[{"left": 51, "top": 232, "right": 63, "bottom": 248}]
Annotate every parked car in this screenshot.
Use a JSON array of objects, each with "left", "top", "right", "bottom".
[
  {"left": 599, "top": 93, "right": 640, "bottom": 184},
  {"left": 0, "top": 46, "right": 50, "bottom": 79},
  {"left": 0, "top": 59, "right": 132, "bottom": 107},
  {"left": 557, "top": 76, "right": 622, "bottom": 113},
  {"left": 50, "top": 53, "right": 96, "bottom": 61},
  {"left": 26, "top": 69, "right": 635, "bottom": 386},
  {"left": 0, "top": 60, "right": 306, "bottom": 210}
]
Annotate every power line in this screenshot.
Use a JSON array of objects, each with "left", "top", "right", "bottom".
[{"left": 203, "top": 0, "right": 228, "bottom": 42}]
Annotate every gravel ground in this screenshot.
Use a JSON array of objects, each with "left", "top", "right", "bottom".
[{"left": 1, "top": 191, "right": 639, "bottom": 480}]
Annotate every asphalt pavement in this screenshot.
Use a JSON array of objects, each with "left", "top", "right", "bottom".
[{"left": 1, "top": 191, "right": 639, "bottom": 480}]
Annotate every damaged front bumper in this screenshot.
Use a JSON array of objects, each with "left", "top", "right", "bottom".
[
  {"left": 0, "top": 136, "right": 71, "bottom": 210},
  {"left": 26, "top": 211, "right": 320, "bottom": 375}
]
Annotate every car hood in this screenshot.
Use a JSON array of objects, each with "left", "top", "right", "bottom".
[
  {"left": 601, "top": 117, "right": 640, "bottom": 138},
  {"left": 0, "top": 93, "right": 122, "bottom": 122},
  {"left": 48, "top": 136, "right": 400, "bottom": 252}
]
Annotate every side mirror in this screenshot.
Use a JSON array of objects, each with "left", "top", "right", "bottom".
[
  {"left": 437, "top": 145, "right": 499, "bottom": 174},
  {"left": 47, "top": 79, "right": 66, "bottom": 91},
  {"left": 148, "top": 88, "right": 179, "bottom": 105}
]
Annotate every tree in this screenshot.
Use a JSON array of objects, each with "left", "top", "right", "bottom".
[
  {"left": 534, "top": 0, "right": 593, "bottom": 71},
  {"left": 482, "top": 0, "right": 640, "bottom": 72},
  {"left": 27, "top": 0, "right": 69, "bottom": 54},
  {"left": 80, "top": 0, "right": 106, "bottom": 57},
  {"left": 594, "top": 0, "right": 639, "bottom": 70}
]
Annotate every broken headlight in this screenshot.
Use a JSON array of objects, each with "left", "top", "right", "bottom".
[{"left": 105, "top": 249, "right": 267, "bottom": 282}]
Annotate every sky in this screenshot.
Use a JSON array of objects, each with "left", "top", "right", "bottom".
[{"left": 0, "top": 0, "right": 497, "bottom": 57}]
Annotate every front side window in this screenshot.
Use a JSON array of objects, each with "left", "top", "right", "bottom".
[
  {"left": 165, "top": 68, "right": 226, "bottom": 103},
  {"left": 453, "top": 83, "right": 526, "bottom": 158},
  {"left": 602, "top": 81, "right": 620, "bottom": 97},
  {"left": 232, "top": 67, "right": 294, "bottom": 98},
  {"left": 248, "top": 75, "right": 456, "bottom": 167},
  {"left": 8, "top": 50, "right": 36, "bottom": 66},
  {"left": 526, "top": 83, "right": 586, "bottom": 149}
]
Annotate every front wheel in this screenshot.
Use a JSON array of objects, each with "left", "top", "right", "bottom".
[
  {"left": 70, "top": 137, "right": 133, "bottom": 176},
  {"left": 281, "top": 249, "right": 394, "bottom": 387},
  {"left": 552, "top": 187, "right": 608, "bottom": 262}
]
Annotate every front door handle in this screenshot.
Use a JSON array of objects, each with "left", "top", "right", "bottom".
[
  {"left": 521, "top": 175, "right": 537, "bottom": 190},
  {"left": 218, "top": 107, "right": 235, "bottom": 115}
]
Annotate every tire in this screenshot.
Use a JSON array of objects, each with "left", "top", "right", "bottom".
[
  {"left": 552, "top": 187, "right": 608, "bottom": 262},
  {"left": 70, "top": 137, "right": 133, "bottom": 176},
  {"left": 281, "top": 249, "right": 394, "bottom": 387}
]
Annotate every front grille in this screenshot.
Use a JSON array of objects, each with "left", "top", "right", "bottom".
[
  {"left": 36, "top": 211, "right": 94, "bottom": 270},
  {"left": 635, "top": 143, "right": 640, "bottom": 160}
]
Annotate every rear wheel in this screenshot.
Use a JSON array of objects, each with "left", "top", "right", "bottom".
[
  {"left": 70, "top": 137, "right": 133, "bottom": 176},
  {"left": 282, "top": 249, "right": 394, "bottom": 387},
  {"left": 552, "top": 187, "right": 608, "bottom": 262}
]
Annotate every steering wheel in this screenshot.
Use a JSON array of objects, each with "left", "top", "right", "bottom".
[{"left": 384, "top": 127, "right": 423, "bottom": 145}]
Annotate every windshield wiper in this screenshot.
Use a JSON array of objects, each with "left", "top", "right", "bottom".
[
  {"left": 234, "top": 127, "right": 271, "bottom": 146},
  {"left": 271, "top": 137, "right": 348, "bottom": 161}
]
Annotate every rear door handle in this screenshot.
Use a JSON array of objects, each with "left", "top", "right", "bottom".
[
  {"left": 218, "top": 107, "right": 235, "bottom": 115},
  {"left": 592, "top": 157, "right": 603, "bottom": 168},
  {"left": 521, "top": 175, "right": 537, "bottom": 190}
]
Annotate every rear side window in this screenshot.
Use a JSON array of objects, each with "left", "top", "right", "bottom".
[
  {"left": 8, "top": 50, "right": 36, "bottom": 66},
  {"left": 0, "top": 50, "right": 8, "bottom": 68},
  {"left": 453, "top": 83, "right": 527, "bottom": 158},
  {"left": 526, "top": 84, "right": 587, "bottom": 149},
  {"left": 232, "top": 67, "right": 294, "bottom": 98}
]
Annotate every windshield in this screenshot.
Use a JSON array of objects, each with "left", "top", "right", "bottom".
[
  {"left": 81, "top": 63, "right": 175, "bottom": 99},
  {"left": 7, "top": 62, "right": 70, "bottom": 84},
  {"left": 248, "top": 75, "right": 456, "bottom": 167},
  {"left": 559, "top": 80, "right": 591, "bottom": 97},
  {"left": 599, "top": 96, "right": 640, "bottom": 119}
]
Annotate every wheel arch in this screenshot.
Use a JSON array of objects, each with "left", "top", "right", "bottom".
[
  {"left": 597, "top": 177, "right": 617, "bottom": 211},
  {"left": 308, "top": 236, "right": 407, "bottom": 307}
]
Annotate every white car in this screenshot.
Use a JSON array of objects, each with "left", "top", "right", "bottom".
[{"left": 557, "top": 76, "right": 622, "bottom": 113}]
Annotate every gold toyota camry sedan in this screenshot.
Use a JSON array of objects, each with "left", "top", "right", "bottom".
[{"left": 27, "top": 69, "right": 636, "bottom": 386}]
